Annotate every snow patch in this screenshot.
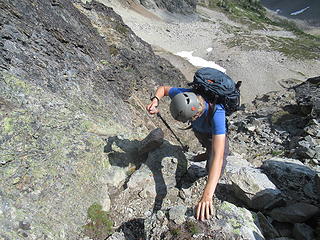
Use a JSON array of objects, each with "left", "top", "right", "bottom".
[
  {"left": 290, "top": 6, "right": 310, "bottom": 16},
  {"left": 175, "top": 51, "right": 226, "bottom": 73}
]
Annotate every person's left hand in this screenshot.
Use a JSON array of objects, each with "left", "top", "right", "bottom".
[{"left": 196, "top": 195, "right": 214, "bottom": 221}]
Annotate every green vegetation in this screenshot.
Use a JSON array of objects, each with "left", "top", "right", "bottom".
[
  {"left": 268, "top": 36, "right": 320, "bottom": 60},
  {"left": 2, "top": 117, "right": 13, "bottom": 133},
  {"left": 271, "top": 150, "right": 283, "bottom": 156},
  {"left": 108, "top": 45, "right": 119, "bottom": 56},
  {"left": 83, "top": 203, "right": 113, "bottom": 240},
  {"left": 207, "top": 0, "right": 267, "bottom": 23},
  {"left": 115, "top": 23, "right": 128, "bottom": 35},
  {"left": 170, "top": 227, "right": 181, "bottom": 237},
  {"left": 100, "top": 59, "right": 109, "bottom": 65},
  {"left": 205, "top": 0, "right": 320, "bottom": 59},
  {"left": 168, "top": 220, "right": 201, "bottom": 239},
  {"left": 186, "top": 220, "right": 199, "bottom": 235}
]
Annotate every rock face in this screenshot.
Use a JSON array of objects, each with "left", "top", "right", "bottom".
[
  {"left": 294, "top": 76, "right": 320, "bottom": 119},
  {"left": 0, "top": 0, "right": 185, "bottom": 239}
]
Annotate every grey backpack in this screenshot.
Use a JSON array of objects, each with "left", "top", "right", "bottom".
[{"left": 188, "top": 67, "right": 242, "bottom": 115}]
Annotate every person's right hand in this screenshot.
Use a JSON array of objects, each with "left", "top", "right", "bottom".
[{"left": 146, "top": 99, "right": 159, "bottom": 114}]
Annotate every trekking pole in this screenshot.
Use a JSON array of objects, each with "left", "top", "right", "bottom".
[{"left": 156, "top": 112, "right": 189, "bottom": 152}]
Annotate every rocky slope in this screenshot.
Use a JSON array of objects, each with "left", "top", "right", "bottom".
[
  {"left": 0, "top": 0, "right": 185, "bottom": 239},
  {"left": 0, "top": 0, "right": 319, "bottom": 240},
  {"left": 104, "top": 0, "right": 320, "bottom": 104},
  {"left": 104, "top": 76, "right": 320, "bottom": 240}
]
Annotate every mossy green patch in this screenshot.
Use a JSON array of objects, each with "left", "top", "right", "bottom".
[
  {"left": 109, "top": 45, "right": 118, "bottom": 56},
  {"left": 83, "top": 203, "right": 113, "bottom": 240},
  {"left": 229, "top": 218, "right": 242, "bottom": 229},
  {"left": 270, "top": 110, "right": 293, "bottom": 125},
  {"left": 268, "top": 35, "right": 320, "bottom": 60},
  {"left": 80, "top": 118, "right": 124, "bottom": 136},
  {"left": 220, "top": 201, "right": 233, "bottom": 212},
  {"left": 2, "top": 72, "right": 31, "bottom": 94},
  {"left": 2, "top": 117, "right": 14, "bottom": 133},
  {"left": 170, "top": 227, "right": 181, "bottom": 237},
  {"left": 186, "top": 220, "right": 199, "bottom": 235},
  {"left": 115, "top": 23, "right": 128, "bottom": 35},
  {"left": 100, "top": 59, "right": 109, "bottom": 65},
  {"left": 271, "top": 150, "right": 283, "bottom": 156}
]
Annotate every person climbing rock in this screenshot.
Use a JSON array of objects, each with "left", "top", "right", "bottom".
[{"left": 146, "top": 85, "right": 229, "bottom": 221}]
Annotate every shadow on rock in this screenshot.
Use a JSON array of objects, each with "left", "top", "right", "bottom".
[
  {"left": 120, "top": 218, "right": 146, "bottom": 240},
  {"left": 104, "top": 128, "right": 188, "bottom": 215}
]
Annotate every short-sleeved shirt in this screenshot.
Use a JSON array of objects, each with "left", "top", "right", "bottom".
[{"left": 168, "top": 87, "right": 226, "bottom": 135}]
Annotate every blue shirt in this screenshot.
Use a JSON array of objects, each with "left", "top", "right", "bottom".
[{"left": 168, "top": 87, "right": 226, "bottom": 135}]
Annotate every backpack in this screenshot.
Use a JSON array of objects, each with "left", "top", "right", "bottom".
[{"left": 188, "top": 67, "right": 242, "bottom": 116}]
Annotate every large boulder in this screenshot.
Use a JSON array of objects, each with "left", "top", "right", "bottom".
[
  {"left": 225, "top": 155, "right": 281, "bottom": 210},
  {"left": 269, "top": 203, "right": 319, "bottom": 223},
  {"left": 294, "top": 76, "right": 320, "bottom": 119},
  {"left": 261, "top": 157, "right": 319, "bottom": 202}
]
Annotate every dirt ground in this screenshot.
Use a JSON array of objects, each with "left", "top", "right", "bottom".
[{"left": 98, "top": 0, "right": 320, "bottom": 103}]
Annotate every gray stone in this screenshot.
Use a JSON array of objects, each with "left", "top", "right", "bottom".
[
  {"left": 261, "top": 158, "right": 318, "bottom": 200},
  {"left": 257, "top": 212, "right": 280, "bottom": 239},
  {"left": 156, "top": 210, "right": 166, "bottom": 221},
  {"left": 225, "top": 156, "right": 281, "bottom": 210},
  {"left": 101, "top": 194, "right": 111, "bottom": 212},
  {"left": 178, "top": 188, "right": 191, "bottom": 201},
  {"left": 138, "top": 128, "right": 164, "bottom": 155},
  {"left": 294, "top": 76, "right": 320, "bottom": 118},
  {"left": 263, "top": 197, "right": 286, "bottom": 210},
  {"left": 168, "top": 205, "right": 187, "bottom": 224},
  {"left": 106, "top": 231, "right": 126, "bottom": 240},
  {"left": 297, "top": 140, "right": 316, "bottom": 158},
  {"left": 144, "top": 213, "right": 169, "bottom": 240},
  {"left": 127, "top": 165, "right": 154, "bottom": 190},
  {"left": 140, "top": 0, "right": 197, "bottom": 14},
  {"left": 292, "top": 223, "right": 315, "bottom": 240},
  {"left": 103, "top": 166, "right": 127, "bottom": 188},
  {"left": 304, "top": 135, "right": 317, "bottom": 147},
  {"left": 272, "top": 221, "right": 294, "bottom": 238},
  {"left": 139, "top": 0, "right": 157, "bottom": 9},
  {"left": 315, "top": 146, "right": 320, "bottom": 159},
  {"left": 216, "top": 201, "right": 265, "bottom": 240},
  {"left": 269, "top": 203, "right": 319, "bottom": 223},
  {"left": 304, "top": 123, "right": 320, "bottom": 137}
]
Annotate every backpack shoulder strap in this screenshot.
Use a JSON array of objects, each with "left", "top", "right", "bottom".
[
  {"left": 207, "top": 103, "right": 230, "bottom": 133},
  {"left": 206, "top": 103, "right": 216, "bottom": 127}
]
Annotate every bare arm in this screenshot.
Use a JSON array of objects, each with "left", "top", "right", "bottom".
[
  {"left": 146, "top": 86, "right": 172, "bottom": 114},
  {"left": 196, "top": 134, "right": 226, "bottom": 221}
]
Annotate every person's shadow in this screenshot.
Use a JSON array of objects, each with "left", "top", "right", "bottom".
[
  {"left": 104, "top": 134, "right": 188, "bottom": 216},
  {"left": 104, "top": 135, "right": 189, "bottom": 239}
]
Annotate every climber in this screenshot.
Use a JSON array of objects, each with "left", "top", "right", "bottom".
[{"left": 146, "top": 86, "right": 229, "bottom": 221}]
